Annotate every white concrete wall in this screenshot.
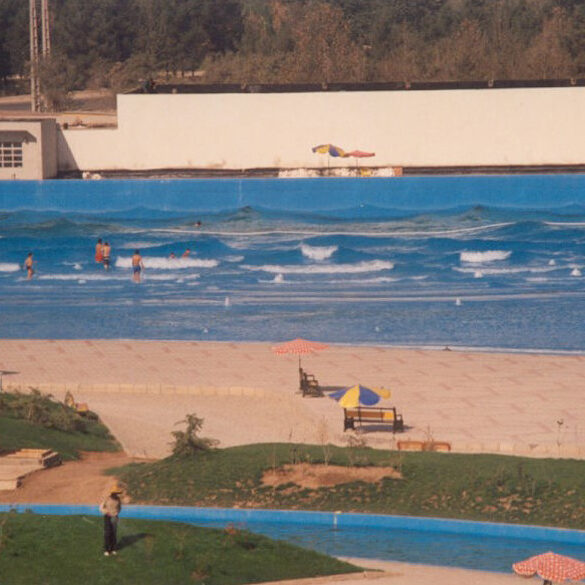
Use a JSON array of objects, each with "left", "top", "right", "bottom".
[{"left": 58, "top": 87, "right": 585, "bottom": 172}]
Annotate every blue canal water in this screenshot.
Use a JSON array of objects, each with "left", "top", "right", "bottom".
[
  {"left": 187, "top": 520, "right": 585, "bottom": 572},
  {"left": 3, "top": 504, "right": 585, "bottom": 573},
  {"left": 0, "top": 176, "right": 584, "bottom": 351}
]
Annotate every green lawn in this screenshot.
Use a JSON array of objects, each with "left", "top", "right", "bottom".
[
  {"left": 0, "top": 416, "right": 119, "bottom": 460},
  {"left": 0, "top": 390, "right": 119, "bottom": 459},
  {"left": 112, "top": 443, "right": 585, "bottom": 529},
  {"left": 0, "top": 512, "right": 360, "bottom": 585}
]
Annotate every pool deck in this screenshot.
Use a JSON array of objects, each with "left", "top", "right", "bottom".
[
  {"left": 268, "top": 559, "right": 518, "bottom": 585},
  {"left": 1, "top": 338, "right": 584, "bottom": 460}
]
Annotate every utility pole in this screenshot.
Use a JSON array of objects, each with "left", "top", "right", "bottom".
[
  {"left": 29, "top": 0, "right": 41, "bottom": 112},
  {"left": 41, "top": 0, "right": 51, "bottom": 57},
  {"left": 29, "top": 0, "right": 51, "bottom": 112}
]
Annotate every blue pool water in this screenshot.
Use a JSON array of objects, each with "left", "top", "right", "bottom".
[
  {"left": 0, "top": 176, "right": 584, "bottom": 351},
  {"left": 4, "top": 504, "right": 585, "bottom": 573}
]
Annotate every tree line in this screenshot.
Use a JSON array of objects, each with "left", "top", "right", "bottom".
[{"left": 1, "top": 0, "right": 585, "bottom": 99}]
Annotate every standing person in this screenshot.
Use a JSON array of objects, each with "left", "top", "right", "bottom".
[
  {"left": 99, "top": 483, "right": 123, "bottom": 556},
  {"left": 102, "top": 241, "right": 111, "bottom": 270},
  {"left": 95, "top": 239, "right": 103, "bottom": 264},
  {"left": 24, "top": 252, "right": 35, "bottom": 280},
  {"left": 131, "top": 250, "right": 144, "bottom": 283}
]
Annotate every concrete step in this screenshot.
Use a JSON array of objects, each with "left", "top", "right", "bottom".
[
  {"left": 2, "top": 449, "right": 61, "bottom": 467},
  {"left": 0, "top": 449, "right": 62, "bottom": 491}
]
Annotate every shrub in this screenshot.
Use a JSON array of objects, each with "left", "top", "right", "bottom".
[{"left": 170, "top": 413, "right": 218, "bottom": 457}]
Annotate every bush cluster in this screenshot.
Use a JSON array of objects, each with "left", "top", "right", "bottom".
[{"left": 0, "top": 389, "right": 104, "bottom": 436}]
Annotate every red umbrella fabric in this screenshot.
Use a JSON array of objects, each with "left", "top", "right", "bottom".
[
  {"left": 346, "top": 150, "right": 375, "bottom": 158},
  {"left": 272, "top": 338, "right": 329, "bottom": 356},
  {"left": 513, "top": 552, "right": 585, "bottom": 583}
]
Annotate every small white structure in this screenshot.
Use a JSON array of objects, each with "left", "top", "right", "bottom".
[{"left": 0, "top": 119, "right": 57, "bottom": 180}]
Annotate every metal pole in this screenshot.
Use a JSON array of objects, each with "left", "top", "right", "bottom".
[
  {"left": 41, "top": 0, "right": 51, "bottom": 57},
  {"left": 29, "top": 0, "right": 41, "bottom": 112}
]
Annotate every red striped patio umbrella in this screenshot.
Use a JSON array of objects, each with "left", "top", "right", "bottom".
[
  {"left": 513, "top": 552, "right": 585, "bottom": 584},
  {"left": 346, "top": 150, "right": 375, "bottom": 168},
  {"left": 271, "top": 338, "right": 329, "bottom": 367}
]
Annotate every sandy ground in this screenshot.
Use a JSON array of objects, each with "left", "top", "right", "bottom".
[
  {"left": 1, "top": 339, "right": 584, "bottom": 460},
  {"left": 0, "top": 339, "right": 579, "bottom": 584},
  {"left": 0, "top": 451, "right": 134, "bottom": 504}
]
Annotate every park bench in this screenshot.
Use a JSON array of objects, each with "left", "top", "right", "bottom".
[
  {"left": 299, "top": 368, "right": 323, "bottom": 397},
  {"left": 343, "top": 406, "right": 404, "bottom": 433}
]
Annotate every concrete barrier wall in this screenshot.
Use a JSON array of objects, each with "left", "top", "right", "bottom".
[
  {"left": 57, "top": 87, "right": 585, "bottom": 172},
  {"left": 2, "top": 175, "right": 585, "bottom": 212}
]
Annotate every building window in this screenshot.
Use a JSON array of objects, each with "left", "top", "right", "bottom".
[{"left": 0, "top": 141, "right": 23, "bottom": 168}]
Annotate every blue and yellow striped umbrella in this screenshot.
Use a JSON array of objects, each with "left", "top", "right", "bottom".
[
  {"left": 329, "top": 384, "right": 391, "bottom": 408},
  {"left": 312, "top": 144, "right": 348, "bottom": 157}
]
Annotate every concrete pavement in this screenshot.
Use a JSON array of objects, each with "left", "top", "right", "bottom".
[{"left": 0, "top": 339, "right": 584, "bottom": 459}]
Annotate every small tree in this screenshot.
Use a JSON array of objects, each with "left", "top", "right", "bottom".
[{"left": 170, "top": 413, "right": 218, "bottom": 457}]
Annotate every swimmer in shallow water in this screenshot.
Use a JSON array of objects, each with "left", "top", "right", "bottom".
[
  {"left": 102, "top": 241, "right": 111, "bottom": 270},
  {"left": 131, "top": 250, "right": 144, "bottom": 283},
  {"left": 24, "top": 252, "right": 35, "bottom": 280},
  {"left": 95, "top": 239, "right": 103, "bottom": 263}
]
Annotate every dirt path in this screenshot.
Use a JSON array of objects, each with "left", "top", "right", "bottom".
[{"left": 0, "top": 451, "right": 136, "bottom": 504}]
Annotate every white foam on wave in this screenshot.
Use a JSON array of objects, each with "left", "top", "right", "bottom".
[
  {"left": 454, "top": 265, "right": 557, "bottom": 276},
  {"left": 545, "top": 221, "right": 585, "bottom": 227},
  {"left": 153, "top": 222, "right": 514, "bottom": 239},
  {"left": 39, "top": 273, "right": 128, "bottom": 281},
  {"left": 0, "top": 263, "right": 21, "bottom": 273},
  {"left": 243, "top": 260, "right": 394, "bottom": 274},
  {"left": 460, "top": 250, "right": 511, "bottom": 263},
  {"left": 37, "top": 272, "right": 200, "bottom": 282},
  {"left": 300, "top": 244, "right": 338, "bottom": 261},
  {"left": 119, "top": 241, "right": 167, "bottom": 249},
  {"left": 115, "top": 256, "right": 218, "bottom": 269},
  {"left": 223, "top": 255, "right": 245, "bottom": 263},
  {"left": 571, "top": 268, "right": 582, "bottom": 276}
]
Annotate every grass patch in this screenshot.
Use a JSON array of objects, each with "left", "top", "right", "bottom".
[
  {"left": 0, "top": 390, "right": 119, "bottom": 460},
  {"left": 0, "top": 511, "right": 360, "bottom": 585},
  {"left": 113, "top": 443, "right": 585, "bottom": 529}
]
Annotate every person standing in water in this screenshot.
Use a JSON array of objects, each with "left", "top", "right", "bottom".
[
  {"left": 95, "top": 239, "right": 103, "bottom": 264},
  {"left": 131, "top": 250, "right": 144, "bottom": 283},
  {"left": 102, "top": 241, "right": 111, "bottom": 270},
  {"left": 24, "top": 252, "right": 35, "bottom": 280}
]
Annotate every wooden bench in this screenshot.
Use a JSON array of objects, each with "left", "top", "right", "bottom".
[
  {"left": 299, "top": 368, "right": 323, "bottom": 397},
  {"left": 343, "top": 406, "right": 404, "bottom": 432}
]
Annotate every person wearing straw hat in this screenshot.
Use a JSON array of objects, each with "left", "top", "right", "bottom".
[{"left": 99, "top": 483, "right": 123, "bottom": 556}]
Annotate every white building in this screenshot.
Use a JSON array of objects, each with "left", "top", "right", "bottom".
[{"left": 0, "top": 118, "right": 57, "bottom": 180}]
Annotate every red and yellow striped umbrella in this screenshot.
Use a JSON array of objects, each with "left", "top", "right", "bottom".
[
  {"left": 271, "top": 338, "right": 329, "bottom": 367},
  {"left": 513, "top": 552, "right": 585, "bottom": 583}
]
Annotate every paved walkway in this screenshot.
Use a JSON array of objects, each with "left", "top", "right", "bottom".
[{"left": 1, "top": 339, "right": 584, "bottom": 459}]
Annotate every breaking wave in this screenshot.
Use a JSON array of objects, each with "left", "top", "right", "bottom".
[
  {"left": 300, "top": 244, "right": 338, "bottom": 261},
  {"left": 114, "top": 256, "right": 218, "bottom": 269},
  {"left": 243, "top": 260, "right": 394, "bottom": 274},
  {"left": 460, "top": 251, "right": 512, "bottom": 263}
]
